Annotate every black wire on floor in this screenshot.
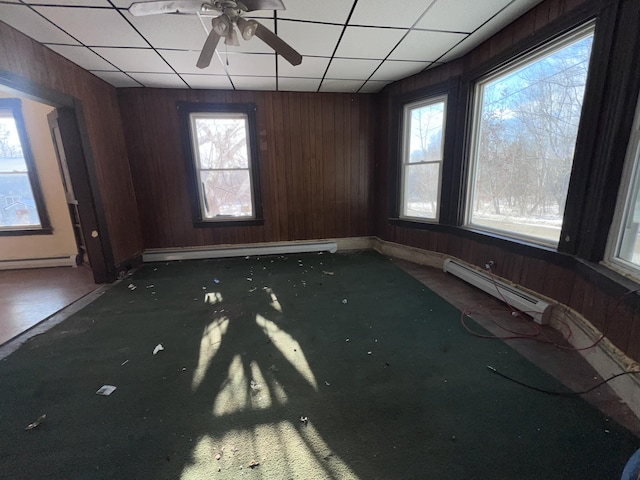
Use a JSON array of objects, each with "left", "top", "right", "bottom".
[{"left": 486, "top": 365, "right": 640, "bottom": 396}]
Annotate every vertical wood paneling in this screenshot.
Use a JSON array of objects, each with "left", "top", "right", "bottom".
[
  {"left": 118, "top": 89, "right": 375, "bottom": 248},
  {"left": 0, "top": 21, "right": 144, "bottom": 267}
]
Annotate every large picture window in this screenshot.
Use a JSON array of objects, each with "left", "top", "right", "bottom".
[
  {"left": 180, "top": 103, "right": 261, "bottom": 225},
  {"left": 0, "top": 99, "right": 49, "bottom": 234},
  {"left": 466, "top": 24, "right": 595, "bottom": 246},
  {"left": 400, "top": 96, "right": 447, "bottom": 221}
]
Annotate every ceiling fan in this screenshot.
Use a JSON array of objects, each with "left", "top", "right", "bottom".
[{"left": 128, "top": 0, "right": 302, "bottom": 69}]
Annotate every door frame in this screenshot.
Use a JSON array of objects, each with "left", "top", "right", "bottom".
[{"left": 0, "top": 68, "right": 115, "bottom": 283}]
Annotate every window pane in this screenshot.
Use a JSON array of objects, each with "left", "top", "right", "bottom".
[
  {"left": 468, "top": 30, "right": 594, "bottom": 245},
  {"left": 200, "top": 170, "right": 253, "bottom": 218},
  {"left": 403, "top": 163, "right": 440, "bottom": 219},
  {"left": 400, "top": 97, "right": 446, "bottom": 221},
  {"left": 194, "top": 117, "right": 249, "bottom": 169},
  {"left": 0, "top": 173, "right": 41, "bottom": 227},
  {"left": 0, "top": 115, "right": 27, "bottom": 173},
  {"left": 0, "top": 112, "right": 40, "bottom": 229},
  {"left": 408, "top": 102, "right": 445, "bottom": 163}
]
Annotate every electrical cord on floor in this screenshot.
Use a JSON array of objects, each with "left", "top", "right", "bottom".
[
  {"left": 462, "top": 265, "right": 640, "bottom": 353},
  {"left": 486, "top": 365, "right": 640, "bottom": 396}
]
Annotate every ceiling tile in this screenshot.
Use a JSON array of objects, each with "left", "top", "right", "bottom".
[
  {"left": 277, "top": 77, "right": 321, "bottom": 92},
  {"left": 325, "top": 58, "right": 380, "bottom": 80},
  {"left": 0, "top": 4, "right": 79, "bottom": 45},
  {"left": 32, "top": 6, "right": 147, "bottom": 47},
  {"left": 276, "top": 21, "right": 343, "bottom": 57},
  {"left": 46, "top": 44, "right": 118, "bottom": 71},
  {"left": 388, "top": 30, "right": 466, "bottom": 61},
  {"left": 277, "top": 56, "right": 330, "bottom": 78},
  {"left": 335, "top": 26, "right": 407, "bottom": 59},
  {"left": 127, "top": 72, "right": 189, "bottom": 88},
  {"left": 92, "top": 47, "right": 173, "bottom": 73},
  {"left": 124, "top": 10, "right": 208, "bottom": 51},
  {"left": 319, "top": 79, "right": 364, "bottom": 93},
  {"left": 181, "top": 74, "right": 233, "bottom": 89},
  {"left": 359, "top": 80, "right": 390, "bottom": 93},
  {"left": 90, "top": 71, "right": 142, "bottom": 87},
  {"left": 370, "top": 60, "right": 431, "bottom": 81},
  {"left": 278, "top": 0, "right": 353, "bottom": 24},
  {"left": 231, "top": 76, "right": 276, "bottom": 91},
  {"left": 349, "top": 0, "right": 436, "bottom": 28},
  {"left": 224, "top": 53, "right": 275, "bottom": 76},
  {"left": 437, "top": 0, "right": 544, "bottom": 63},
  {"left": 416, "top": 0, "right": 511, "bottom": 33},
  {"left": 159, "top": 49, "right": 227, "bottom": 75}
]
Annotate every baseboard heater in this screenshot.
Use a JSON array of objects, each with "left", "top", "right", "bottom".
[
  {"left": 0, "top": 255, "right": 77, "bottom": 270},
  {"left": 443, "top": 258, "right": 551, "bottom": 325},
  {"left": 143, "top": 241, "right": 338, "bottom": 263}
]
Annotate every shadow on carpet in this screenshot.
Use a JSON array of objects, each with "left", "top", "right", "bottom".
[{"left": 0, "top": 251, "right": 637, "bottom": 479}]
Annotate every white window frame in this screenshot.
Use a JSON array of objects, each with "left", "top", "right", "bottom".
[
  {"left": 605, "top": 94, "right": 640, "bottom": 279},
  {"left": 399, "top": 95, "right": 447, "bottom": 222},
  {"left": 465, "top": 23, "right": 596, "bottom": 247}
]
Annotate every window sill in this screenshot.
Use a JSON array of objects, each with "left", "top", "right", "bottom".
[
  {"left": 194, "top": 219, "right": 264, "bottom": 228},
  {"left": 0, "top": 227, "right": 53, "bottom": 237}
]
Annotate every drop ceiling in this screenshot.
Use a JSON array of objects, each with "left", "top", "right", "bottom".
[{"left": 0, "top": 0, "right": 544, "bottom": 92}]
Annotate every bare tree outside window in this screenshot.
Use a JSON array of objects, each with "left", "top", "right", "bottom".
[
  {"left": 191, "top": 114, "right": 254, "bottom": 219},
  {"left": 401, "top": 97, "right": 446, "bottom": 220},
  {"left": 468, "top": 27, "right": 594, "bottom": 245}
]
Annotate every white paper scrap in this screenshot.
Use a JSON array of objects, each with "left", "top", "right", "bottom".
[
  {"left": 153, "top": 343, "right": 164, "bottom": 355},
  {"left": 96, "top": 385, "right": 117, "bottom": 396}
]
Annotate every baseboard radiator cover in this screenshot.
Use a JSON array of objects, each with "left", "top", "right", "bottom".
[
  {"left": 443, "top": 258, "right": 551, "bottom": 325},
  {"left": 0, "top": 255, "right": 77, "bottom": 270},
  {"left": 143, "top": 240, "right": 339, "bottom": 262}
]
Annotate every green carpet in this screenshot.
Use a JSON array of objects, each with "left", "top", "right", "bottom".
[{"left": 0, "top": 251, "right": 637, "bottom": 479}]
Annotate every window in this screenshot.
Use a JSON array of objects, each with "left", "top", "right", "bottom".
[
  {"left": 399, "top": 96, "right": 447, "bottom": 221},
  {"left": 0, "top": 99, "right": 50, "bottom": 234},
  {"left": 466, "top": 24, "right": 595, "bottom": 246},
  {"left": 180, "top": 103, "right": 262, "bottom": 225},
  {"left": 606, "top": 95, "right": 640, "bottom": 276}
]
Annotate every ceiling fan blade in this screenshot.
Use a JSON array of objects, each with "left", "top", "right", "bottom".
[
  {"left": 197, "top": 29, "right": 222, "bottom": 68},
  {"left": 239, "top": 0, "right": 285, "bottom": 12},
  {"left": 129, "top": 0, "right": 216, "bottom": 16},
  {"left": 251, "top": 21, "right": 302, "bottom": 66}
]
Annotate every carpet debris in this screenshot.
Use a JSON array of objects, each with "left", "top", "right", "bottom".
[
  {"left": 367, "top": 351, "right": 372, "bottom": 355},
  {"left": 322, "top": 270, "right": 334, "bottom": 275},
  {"left": 96, "top": 385, "right": 117, "bottom": 396},
  {"left": 214, "top": 278, "right": 220, "bottom": 284},
  {"left": 325, "top": 381, "right": 331, "bottom": 386},
  {"left": 249, "top": 459, "right": 260, "bottom": 469},
  {"left": 121, "top": 359, "right": 129, "bottom": 366},
  {"left": 145, "top": 285, "right": 154, "bottom": 289},
  {"left": 342, "top": 298, "right": 348, "bottom": 304},
  {"left": 300, "top": 416, "right": 308, "bottom": 425},
  {"left": 250, "top": 380, "right": 260, "bottom": 391},
  {"left": 153, "top": 344, "right": 164, "bottom": 355},
  {"left": 127, "top": 284, "right": 136, "bottom": 291},
  {"left": 268, "top": 364, "right": 278, "bottom": 372},
  {"left": 346, "top": 338, "right": 350, "bottom": 342},
  {"left": 25, "top": 414, "right": 46, "bottom": 431}
]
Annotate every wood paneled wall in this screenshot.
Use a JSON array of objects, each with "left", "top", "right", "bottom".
[
  {"left": 117, "top": 89, "right": 375, "bottom": 248},
  {"left": 375, "top": 0, "right": 640, "bottom": 362},
  {"left": 0, "top": 21, "right": 144, "bottom": 268}
]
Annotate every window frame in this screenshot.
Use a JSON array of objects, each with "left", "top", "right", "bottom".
[
  {"left": 605, "top": 94, "right": 640, "bottom": 279},
  {"left": 463, "top": 22, "right": 596, "bottom": 248},
  {"left": 0, "top": 98, "right": 51, "bottom": 236},
  {"left": 178, "top": 102, "right": 263, "bottom": 227},
  {"left": 398, "top": 94, "right": 448, "bottom": 223},
  {"left": 389, "top": 79, "right": 459, "bottom": 228}
]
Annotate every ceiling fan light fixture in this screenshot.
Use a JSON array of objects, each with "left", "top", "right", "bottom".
[
  {"left": 225, "top": 28, "right": 240, "bottom": 46},
  {"left": 238, "top": 18, "right": 258, "bottom": 41},
  {"left": 212, "top": 15, "right": 230, "bottom": 36}
]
